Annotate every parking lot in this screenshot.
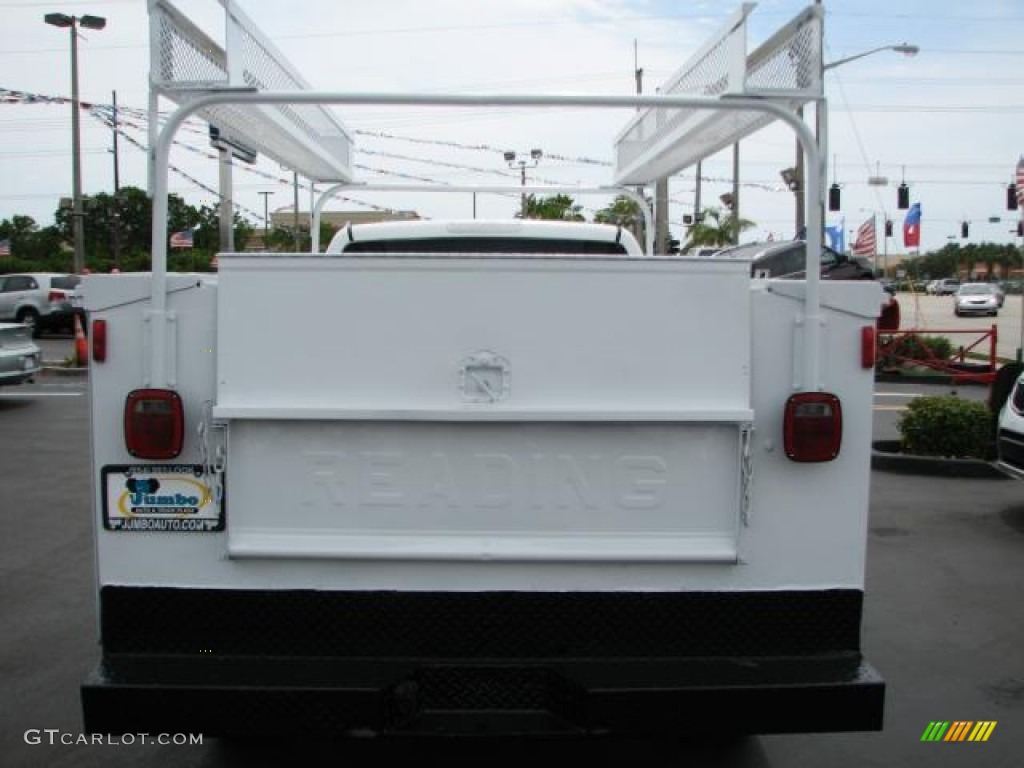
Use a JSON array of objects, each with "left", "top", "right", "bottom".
[
  {"left": 894, "top": 291, "right": 1023, "bottom": 362},
  {"left": 1, "top": 369, "right": 1022, "bottom": 766}
]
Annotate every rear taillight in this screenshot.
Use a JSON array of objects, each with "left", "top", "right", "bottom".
[
  {"left": 92, "top": 319, "right": 107, "bottom": 362},
  {"left": 48, "top": 290, "right": 65, "bottom": 303},
  {"left": 861, "top": 325, "right": 876, "bottom": 369},
  {"left": 124, "top": 389, "right": 184, "bottom": 459},
  {"left": 784, "top": 392, "right": 842, "bottom": 463}
]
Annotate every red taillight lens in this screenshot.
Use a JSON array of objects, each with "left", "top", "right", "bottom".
[
  {"left": 784, "top": 392, "right": 842, "bottom": 463},
  {"left": 92, "top": 319, "right": 107, "bottom": 362},
  {"left": 124, "top": 389, "right": 184, "bottom": 459},
  {"left": 861, "top": 325, "right": 876, "bottom": 369},
  {"left": 48, "top": 290, "right": 65, "bottom": 303}
]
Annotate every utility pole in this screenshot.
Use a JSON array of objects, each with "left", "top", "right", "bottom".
[
  {"left": 732, "top": 143, "right": 741, "bottom": 245},
  {"left": 258, "top": 191, "right": 273, "bottom": 248},
  {"left": 111, "top": 89, "right": 121, "bottom": 270},
  {"left": 293, "top": 172, "right": 300, "bottom": 251}
]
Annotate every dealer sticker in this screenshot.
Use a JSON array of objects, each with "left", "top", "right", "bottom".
[{"left": 102, "top": 465, "right": 223, "bottom": 532}]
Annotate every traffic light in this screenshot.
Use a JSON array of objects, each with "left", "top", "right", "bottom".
[
  {"left": 885, "top": 219, "right": 893, "bottom": 237},
  {"left": 897, "top": 183, "right": 910, "bottom": 210},
  {"left": 961, "top": 221, "right": 969, "bottom": 239},
  {"left": 1008, "top": 183, "right": 1019, "bottom": 211},
  {"left": 828, "top": 183, "right": 841, "bottom": 211}
]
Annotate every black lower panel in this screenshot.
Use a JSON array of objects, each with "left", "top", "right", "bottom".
[
  {"left": 100, "top": 587, "right": 864, "bottom": 658},
  {"left": 82, "top": 654, "right": 884, "bottom": 737},
  {"left": 84, "top": 587, "right": 884, "bottom": 737}
]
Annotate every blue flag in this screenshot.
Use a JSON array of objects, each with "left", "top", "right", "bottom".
[{"left": 825, "top": 220, "right": 845, "bottom": 253}]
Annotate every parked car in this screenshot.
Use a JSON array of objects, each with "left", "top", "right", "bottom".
[
  {"left": 993, "top": 282, "right": 1006, "bottom": 308},
  {"left": 954, "top": 283, "right": 999, "bottom": 316},
  {"left": 0, "top": 273, "right": 82, "bottom": 336},
  {"left": 997, "top": 369, "right": 1024, "bottom": 479},
  {"left": 0, "top": 322, "right": 41, "bottom": 386},
  {"left": 712, "top": 240, "right": 877, "bottom": 281},
  {"left": 933, "top": 278, "right": 960, "bottom": 296}
]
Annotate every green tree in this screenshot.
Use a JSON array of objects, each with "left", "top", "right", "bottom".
[
  {"left": 0, "top": 215, "right": 65, "bottom": 267},
  {"left": 519, "top": 194, "right": 584, "bottom": 221},
  {"left": 193, "top": 203, "right": 254, "bottom": 253},
  {"left": 594, "top": 195, "right": 644, "bottom": 228},
  {"left": 683, "top": 207, "right": 755, "bottom": 252}
]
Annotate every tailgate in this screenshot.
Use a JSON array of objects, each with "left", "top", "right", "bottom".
[{"left": 214, "top": 254, "right": 752, "bottom": 563}]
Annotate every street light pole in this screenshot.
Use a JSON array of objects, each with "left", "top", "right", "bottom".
[
  {"left": 45, "top": 12, "right": 106, "bottom": 274},
  {"left": 69, "top": 19, "right": 83, "bottom": 273},
  {"left": 504, "top": 149, "right": 542, "bottom": 217},
  {"left": 799, "top": 42, "right": 919, "bottom": 242}
]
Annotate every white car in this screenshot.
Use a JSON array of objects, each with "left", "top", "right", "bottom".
[
  {"left": 954, "top": 283, "right": 999, "bottom": 316},
  {"left": 0, "top": 322, "right": 41, "bottom": 386},
  {"left": 997, "top": 370, "right": 1024, "bottom": 479}
]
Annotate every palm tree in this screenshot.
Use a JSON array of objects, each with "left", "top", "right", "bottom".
[{"left": 683, "top": 207, "right": 755, "bottom": 253}]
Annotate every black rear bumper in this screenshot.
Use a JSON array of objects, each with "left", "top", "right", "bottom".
[{"left": 81, "top": 587, "right": 884, "bottom": 737}]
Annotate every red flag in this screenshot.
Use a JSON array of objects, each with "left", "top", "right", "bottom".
[
  {"left": 903, "top": 203, "right": 921, "bottom": 248},
  {"left": 851, "top": 216, "right": 876, "bottom": 256}
]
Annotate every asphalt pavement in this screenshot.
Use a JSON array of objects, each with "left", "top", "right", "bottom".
[{"left": 1, "top": 376, "right": 1022, "bottom": 767}]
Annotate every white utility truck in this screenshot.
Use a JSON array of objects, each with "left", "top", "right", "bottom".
[
  {"left": 81, "top": 215, "right": 885, "bottom": 737},
  {"left": 81, "top": 0, "right": 884, "bottom": 738}
]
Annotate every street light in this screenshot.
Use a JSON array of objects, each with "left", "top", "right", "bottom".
[
  {"left": 505, "top": 148, "right": 542, "bottom": 217},
  {"left": 794, "top": 41, "right": 919, "bottom": 238},
  {"left": 45, "top": 12, "right": 106, "bottom": 275}
]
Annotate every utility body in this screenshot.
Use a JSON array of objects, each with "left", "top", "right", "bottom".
[{"left": 81, "top": 218, "right": 885, "bottom": 737}]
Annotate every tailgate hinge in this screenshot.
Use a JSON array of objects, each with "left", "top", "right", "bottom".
[
  {"left": 198, "top": 400, "right": 227, "bottom": 503},
  {"left": 740, "top": 424, "right": 754, "bottom": 526}
]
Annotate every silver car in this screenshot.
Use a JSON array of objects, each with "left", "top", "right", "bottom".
[
  {"left": 954, "top": 283, "right": 999, "bottom": 316},
  {"left": 0, "top": 322, "right": 41, "bottom": 386},
  {"left": 0, "top": 272, "right": 82, "bottom": 336}
]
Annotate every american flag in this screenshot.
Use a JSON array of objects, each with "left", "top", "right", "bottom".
[
  {"left": 1017, "top": 155, "right": 1024, "bottom": 208},
  {"left": 851, "top": 216, "right": 876, "bottom": 256},
  {"left": 169, "top": 229, "right": 194, "bottom": 249},
  {"left": 0, "top": 238, "right": 10, "bottom": 257}
]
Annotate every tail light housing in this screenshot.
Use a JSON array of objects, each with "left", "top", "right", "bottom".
[
  {"left": 861, "top": 325, "right": 876, "bottom": 369},
  {"left": 48, "top": 290, "right": 66, "bottom": 303},
  {"left": 92, "top": 319, "right": 107, "bottom": 362},
  {"left": 124, "top": 389, "right": 184, "bottom": 459},
  {"left": 784, "top": 392, "right": 842, "bottom": 462}
]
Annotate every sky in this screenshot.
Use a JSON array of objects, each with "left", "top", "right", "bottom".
[{"left": 0, "top": 0, "right": 1022, "bottom": 256}]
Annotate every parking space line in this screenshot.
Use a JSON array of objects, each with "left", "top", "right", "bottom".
[{"left": 0, "top": 392, "right": 83, "bottom": 397}]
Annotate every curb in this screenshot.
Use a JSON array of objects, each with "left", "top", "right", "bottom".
[
  {"left": 872, "top": 440, "right": 1009, "bottom": 479},
  {"left": 40, "top": 365, "right": 88, "bottom": 378},
  {"left": 874, "top": 372, "right": 989, "bottom": 387}
]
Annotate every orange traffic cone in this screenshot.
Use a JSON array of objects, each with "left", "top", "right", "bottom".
[{"left": 74, "top": 314, "right": 88, "bottom": 368}]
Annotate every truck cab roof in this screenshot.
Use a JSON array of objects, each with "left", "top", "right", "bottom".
[{"left": 324, "top": 219, "right": 645, "bottom": 257}]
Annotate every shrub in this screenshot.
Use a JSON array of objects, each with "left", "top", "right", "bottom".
[
  {"left": 888, "top": 334, "right": 952, "bottom": 363},
  {"left": 898, "top": 395, "right": 992, "bottom": 459}
]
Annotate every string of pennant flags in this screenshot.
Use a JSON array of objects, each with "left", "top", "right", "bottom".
[
  {"left": 5, "top": 85, "right": 1021, "bottom": 249},
  {"left": 3, "top": 86, "right": 786, "bottom": 210}
]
